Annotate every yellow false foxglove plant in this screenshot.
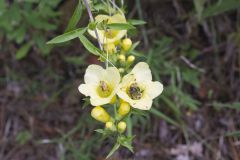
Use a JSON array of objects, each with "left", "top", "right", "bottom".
[{"left": 47, "top": 0, "right": 163, "bottom": 158}]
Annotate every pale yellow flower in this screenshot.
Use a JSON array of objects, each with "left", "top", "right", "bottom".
[
  {"left": 78, "top": 65, "right": 120, "bottom": 106},
  {"left": 117, "top": 62, "right": 163, "bottom": 110},
  {"left": 88, "top": 13, "right": 127, "bottom": 44}
]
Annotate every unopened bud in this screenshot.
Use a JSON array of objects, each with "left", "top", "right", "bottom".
[
  {"left": 110, "top": 95, "right": 116, "bottom": 104},
  {"left": 118, "top": 68, "right": 125, "bottom": 73},
  {"left": 117, "top": 121, "right": 127, "bottom": 133},
  {"left": 127, "top": 55, "right": 135, "bottom": 63},
  {"left": 91, "top": 106, "right": 110, "bottom": 123},
  {"left": 105, "top": 121, "right": 114, "bottom": 130},
  {"left": 121, "top": 38, "right": 132, "bottom": 51},
  {"left": 118, "top": 102, "right": 131, "bottom": 116},
  {"left": 118, "top": 54, "right": 126, "bottom": 62}
]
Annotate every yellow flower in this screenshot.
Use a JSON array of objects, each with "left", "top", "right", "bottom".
[
  {"left": 78, "top": 65, "right": 120, "bottom": 106},
  {"left": 91, "top": 106, "right": 110, "bottom": 123},
  {"left": 88, "top": 13, "right": 127, "bottom": 44},
  {"left": 117, "top": 62, "right": 163, "bottom": 110}
]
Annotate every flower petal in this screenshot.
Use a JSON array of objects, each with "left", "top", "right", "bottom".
[
  {"left": 131, "top": 97, "right": 153, "bottom": 110},
  {"left": 131, "top": 62, "right": 152, "bottom": 82},
  {"left": 105, "top": 67, "right": 121, "bottom": 85},
  {"left": 78, "top": 84, "right": 96, "bottom": 96},
  {"left": 84, "top": 65, "right": 104, "bottom": 84},
  {"left": 145, "top": 81, "right": 163, "bottom": 99}
]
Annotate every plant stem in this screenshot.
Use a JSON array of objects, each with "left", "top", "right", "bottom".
[{"left": 82, "top": 0, "right": 103, "bottom": 50}]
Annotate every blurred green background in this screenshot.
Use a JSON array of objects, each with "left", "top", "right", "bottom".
[{"left": 0, "top": 0, "right": 240, "bottom": 159}]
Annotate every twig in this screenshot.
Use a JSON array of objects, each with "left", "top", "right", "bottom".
[
  {"left": 180, "top": 56, "right": 205, "bottom": 73},
  {"left": 82, "top": 0, "right": 103, "bottom": 50}
]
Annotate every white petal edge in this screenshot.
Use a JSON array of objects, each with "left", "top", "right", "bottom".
[
  {"left": 84, "top": 65, "right": 104, "bottom": 84},
  {"left": 131, "top": 62, "right": 152, "bottom": 82},
  {"left": 145, "top": 81, "right": 164, "bottom": 99}
]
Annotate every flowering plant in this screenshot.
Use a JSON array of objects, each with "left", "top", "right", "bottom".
[{"left": 47, "top": 0, "right": 163, "bottom": 158}]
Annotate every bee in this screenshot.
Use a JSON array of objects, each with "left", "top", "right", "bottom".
[{"left": 129, "top": 83, "right": 142, "bottom": 100}]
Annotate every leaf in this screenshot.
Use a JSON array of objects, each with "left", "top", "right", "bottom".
[
  {"left": 94, "top": 129, "right": 105, "bottom": 134},
  {"left": 128, "top": 19, "right": 146, "bottom": 25},
  {"left": 16, "top": 43, "right": 32, "bottom": 60},
  {"left": 226, "top": 131, "right": 240, "bottom": 137},
  {"left": 16, "top": 131, "right": 32, "bottom": 145},
  {"left": 107, "top": 23, "right": 135, "bottom": 30},
  {"left": 193, "top": 0, "right": 206, "bottom": 21},
  {"left": 64, "top": 56, "right": 86, "bottom": 65},
  {"left": 160, "top": 95, "right": 181, "bottom": 117},
  {"left": 47, "top": 28, "right": 86, "bottom": 44},
  {"left": 106, "top": 143, "right": 120, "bottom": 159},
  {"left": 118, "top": 135, "right": 134, "bottom": 153},
  {"left": 202, "top": 0, "right": 240, "bottom": 18},
  {"left": 65, "top": 0, "right": 83, "bottom": 32},
  {"left": 78, "top": 34, "right": 101, "bottom": 56},
  {"left": 149, "top": 108, "right": 179, "bottom": 127}
]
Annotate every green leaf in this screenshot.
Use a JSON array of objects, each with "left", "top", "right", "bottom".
[
  {"left": 226, "top": 131, "right": 240, "bottom": 137},
  {"left": 64, "top": 55, "right": 86, "bottom": 65},
  {"left": 193, "top": 0, "right": 206, "bottom": 21},
  {"left": 128, "top": 19, "right": 146, "bottom": 25},
  {"left": 160, "top": 95, "right": 181, "bottom": 117},
  {"left": 107, "top": 23, "right": 135, "bottom": 30},
  {"left": 106, "top": 143, "right": 120, "bottom": 159},
  {"left": 149, "top": 108, "right": 179, "bottom": 127},
  {"left": 78, "top": 34, "right": 101, "bottom": 56},
  {"left": 16, "top": 131, "right": 32, "bottom": 145},
  {"left": 65, "top": 0, "right": 83, "bottom": 32},
  {"left": 203, "top": 0, "right": 240, "bottom": 19},
  {"left": 118, "top": 135, "right": 134, "bottom": 153},
  {"left": 94, "top": 129, "right": 105, "bottom": 134},
  {"left": 47, "top": 28, "right": 86, "bottom": 44},
  {"left": 16, "top": 43, "right": 32, "bottom": 60}
]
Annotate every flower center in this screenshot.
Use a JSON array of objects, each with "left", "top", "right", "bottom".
[
  {"left": 127, "top": 82, "right": 143, "bottom": 100},
  {"left": 97, "top": 81, "right": 112, "bottom": 98},
  {"left": 105, "top": 29, "right": 118, "bottom": 39}
]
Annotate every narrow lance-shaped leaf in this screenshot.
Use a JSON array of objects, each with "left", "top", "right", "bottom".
[
  {"left": 65, "top": 0, "right": 83, "bottom": 32},
  {"left": 47, "top": 28, "right": 86, "bottom": 44},
  {"left": 107, "top": 23, "right": 135, "bottom": 30},
  {"left": 16, "top": 43, "right": 32, "bottom": 60},
  {"left": 202, "top": 0, "right": 240, "bottom": 18},
  {"left": 106, "top": 143, "right": 120, "bottom": 159},
  {"left": 128, "top": 19, "right": 146, "bottom": 25},
  {"left": 79, "top": 34, "right": 101, "bottom": 56}
]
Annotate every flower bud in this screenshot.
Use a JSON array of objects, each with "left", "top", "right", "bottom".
[
  {"left": 118, "top": 54, "right": 126, "bottom": 63},
  {"left": 110, "top": 95, "right": 116, "bottom": 104},
  {"left": 105, "top": 121, "right": 114, "bottom": 130},
  {"left": 114, "top": 40, "right": 121, "bottom": 45},
  {"left": 118, "top": 68, "right": 125, "bottom": 73},
  {"left": 117, "top": 121, "right": 127, "bottom": 133},
  {"left": 104, "top": 43, "right": 116, "bottom": 54},
  {"left": 118, "top": 102, "right": 131, "bottom": 116},
  {"left": 91, "top": 106, "right": 110, "bottom": 123},
  {"left": 121, "top": 38, "right": 132, "bottom": 51},
  {"left": 127, "top": 55, "right": 135, "bottom": 63}
]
